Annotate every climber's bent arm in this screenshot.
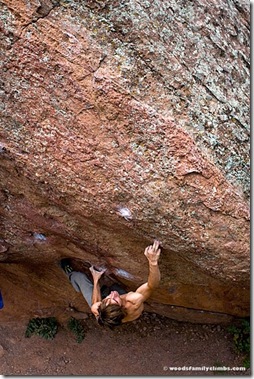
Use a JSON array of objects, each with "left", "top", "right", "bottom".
[
  {"left": 91, "top": 301, "right": 101, "bottom": 318},
  {"left": 89, "top": 266, "right": 105, "bottom": 318},
  {"left": 90, "top": 282, "right": 102, "bottom": 318},
  {"left": 91, "top": 280, "right": 102, "bottom": 304}
]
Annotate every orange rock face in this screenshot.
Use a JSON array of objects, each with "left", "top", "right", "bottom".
[{"left": 0, "top": 0, "right": 250, "bottom": 323}]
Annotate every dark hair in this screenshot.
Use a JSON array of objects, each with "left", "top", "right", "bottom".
[{"left": 97, "top": 303, "right": 127, "bottom": 328}]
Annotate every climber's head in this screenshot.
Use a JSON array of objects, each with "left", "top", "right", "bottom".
[{"left": 96, "top": 291, "right": 126, "bottom": 328}]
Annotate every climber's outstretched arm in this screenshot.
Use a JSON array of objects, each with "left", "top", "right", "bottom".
[{"left": 135, "top": 240, "right": 161, "bottom": 301}]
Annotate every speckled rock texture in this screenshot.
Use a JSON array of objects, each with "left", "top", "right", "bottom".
[{"left": 0, "top": 0, "right": 250, "bottom": 323}]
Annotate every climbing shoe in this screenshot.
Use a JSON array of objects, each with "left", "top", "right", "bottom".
[{"left": 60, "top": 258, "right": 73, "bottom": 275}]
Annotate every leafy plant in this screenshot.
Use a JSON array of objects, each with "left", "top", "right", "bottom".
[
  {"left": 213, "top": 362, "right": 228, "bottom": 375},
  {"left": 228, "top": 318, "right": 250, "bottom": 369},
  {"left": 67, "top": 317, "right": 86, "bottom": 343},
  {"left": 25, "top": 317, "right": 59, "bottom": 340},
  {"left": 228, "top": 319, "right": 250, "bottom": 353},
  {"left": 243, "top": 357, "right": 250, "bottom": 370}
]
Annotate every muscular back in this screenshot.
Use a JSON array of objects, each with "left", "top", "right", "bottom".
[{"left": 120, "top": 292, "right": 145, "bottom": 322}]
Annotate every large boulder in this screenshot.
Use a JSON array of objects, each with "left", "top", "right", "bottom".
[{"left": 0, "top": 0, "right": 250, "bottom": 323}]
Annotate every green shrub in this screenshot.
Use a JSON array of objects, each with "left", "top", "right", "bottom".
[
  {"left": 25, "top": 317, "right": 59, "bottom": 340},
  {"left": 228, "top": 319, "right": 250, "bottom": 354},
  {"left": 67, "top": 317, "right": 86, "bottom": 343},
  {"left": 243, "top": 357, "right": 250, "bottom": 370},
  {"left": 228, "top": 318, "right": 250, "bottom": 369}
]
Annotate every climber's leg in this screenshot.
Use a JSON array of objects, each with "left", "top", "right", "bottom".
[
  {"left": 60, "top": 259, "right": 93, "bottom": 307},
  {"left": 69, "top": 271, "right": 94, "bottom": 307}
]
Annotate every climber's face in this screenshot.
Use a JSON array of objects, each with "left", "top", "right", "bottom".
[{"left": 103, "top": 291, "right": 122, "bottom": 306}]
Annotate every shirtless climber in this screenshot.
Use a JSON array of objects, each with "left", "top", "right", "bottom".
[{"left": 60, "top": 240, "right": 161, "bottom": 328}]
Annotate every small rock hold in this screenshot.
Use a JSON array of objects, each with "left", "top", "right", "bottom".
[
  {"left": 0, "top": 245, "right": 8, "bottom": 253},
  {"left": 0, "top": 144, "right": 7, "bottom": 154},
  {"left": 33, "top": 233, "right": 47, "bottom": 241},
  {"left": 0, "top": 345, "right": 5, "bottom": 357}
]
